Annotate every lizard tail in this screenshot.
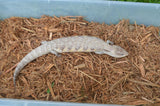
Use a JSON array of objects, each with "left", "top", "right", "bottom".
[{"left": 13, "top": 44, "right": 50, "bottom": 88}]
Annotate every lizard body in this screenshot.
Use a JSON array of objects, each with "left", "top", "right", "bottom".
[{"left": 13, "top": 36, "right": 128, "bottom": 87}]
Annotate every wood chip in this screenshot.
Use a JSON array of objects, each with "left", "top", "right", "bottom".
[{"left": 0, "top": 15, "right": 160, "bottom": 105}]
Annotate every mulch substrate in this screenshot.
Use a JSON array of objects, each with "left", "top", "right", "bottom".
[{"left": 0, "top": 15, "right": 160, "bottom": 105}]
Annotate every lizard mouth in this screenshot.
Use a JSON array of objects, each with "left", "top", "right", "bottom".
[{"left": 104, "top": 49, "right": 110, "bottom": 52}]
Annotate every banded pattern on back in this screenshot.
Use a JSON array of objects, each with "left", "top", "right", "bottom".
[{"left": 50, "top": 36, "right": 105, "bottom": 53}]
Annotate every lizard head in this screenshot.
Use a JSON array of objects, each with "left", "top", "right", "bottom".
[{"left": 104, "top": 45, "right": 128, "bottom": 58}]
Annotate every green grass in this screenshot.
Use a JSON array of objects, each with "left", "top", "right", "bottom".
[
  {"left": 47, "top": 82, "right": 55, "bottom": 94},
  {"left": 113, "top": 0, "right": 160, "bottom": 4}
]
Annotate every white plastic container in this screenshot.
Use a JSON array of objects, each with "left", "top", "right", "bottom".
[{"left": 0, "top": 0, "right": 160, "bottom": 106}]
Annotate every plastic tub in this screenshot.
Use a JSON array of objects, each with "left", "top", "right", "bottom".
[
  {"left": 0, "top": 0, "right": 160, "bottom": 106},
  {"left": 0, "top": 0, "right": 160, "bottom": 26}
]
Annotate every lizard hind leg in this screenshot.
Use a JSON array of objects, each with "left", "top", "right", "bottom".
[
  {"left": 41, "top": 41, "right": 61, "bottom": 56},
  {"left": 50, "top": 50, "right": 61, "bottom": 57}
]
